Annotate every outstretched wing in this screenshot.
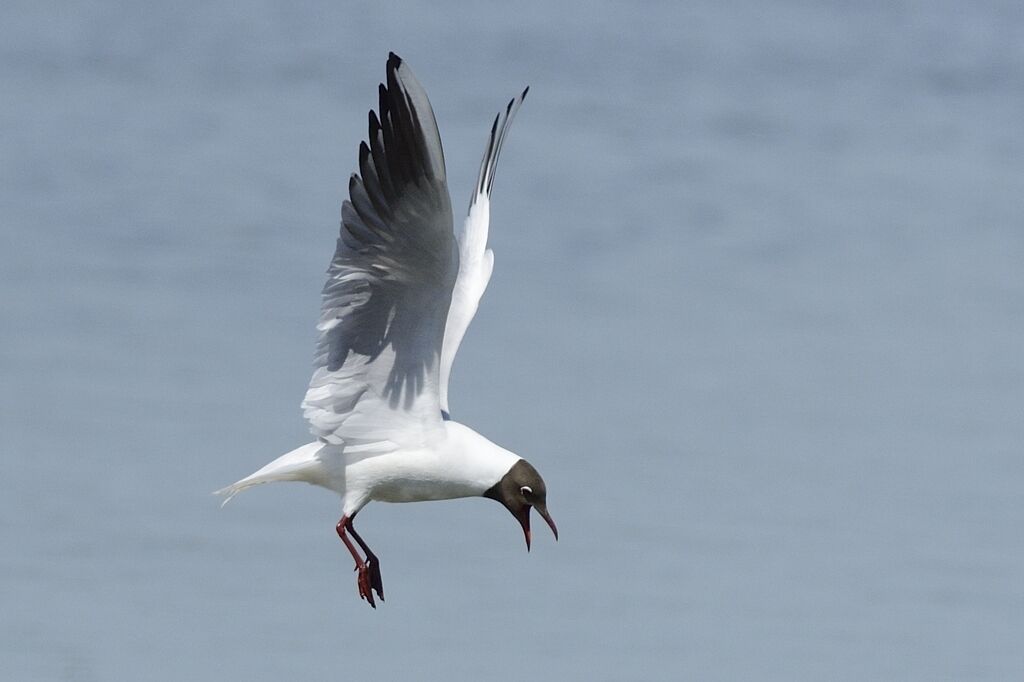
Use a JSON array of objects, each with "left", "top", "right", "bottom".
[
  {"left": 439, "top": 88, "right": 529, "bottom": 417},
  {"left": 303, "top": 53, "right": 457, "bottom": 447}
]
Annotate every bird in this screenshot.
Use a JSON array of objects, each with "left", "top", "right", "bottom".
[{"left": 216, "top": 52, "right": 557, "bottom": 608}]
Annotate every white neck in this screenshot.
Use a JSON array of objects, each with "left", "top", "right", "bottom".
[{"left": 438, "top": 420, "right": 521, "bottom": 493}]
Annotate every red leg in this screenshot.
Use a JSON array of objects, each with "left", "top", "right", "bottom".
[
  {"left": 348, "top": 522, "right": 384, "bottom": 602},
  {"left": 336, "top": 515, "right": 377, "bottom": 608}
]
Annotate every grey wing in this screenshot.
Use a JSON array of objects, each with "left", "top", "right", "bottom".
[{"left": 303, "top": 53, "right": 457, "bottom": 446}]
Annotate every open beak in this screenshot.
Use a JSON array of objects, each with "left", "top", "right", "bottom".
[
  {"left": 517, "top": 504, "right": 558, "bottom": 551},
  {"left": 536, "top": 504, "right": 558, "bottom": 542},
  {"left": 515, "top": 505, "right": 532, "bottom": 551}
]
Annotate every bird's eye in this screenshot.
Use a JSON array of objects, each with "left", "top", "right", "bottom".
[{"left": 520, "top": 486, "right": 533, "bottom": 497}]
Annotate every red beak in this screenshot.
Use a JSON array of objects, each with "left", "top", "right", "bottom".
[
  {"left": 517, "top": 504, "right": 558, "bottom": 552},
  {"left": 516, "top": 505, "right": 532, "bottom": 551},
  {"left": 537, "top": 504, "right": 558, "bottom": 542}
]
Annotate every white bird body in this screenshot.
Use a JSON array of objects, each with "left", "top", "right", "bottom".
[
  {"left": 218, "top": 53, "right": 555, "bottom": 607},
  {"left": 220, "top": 422, "right": 519, "bottom": 515}
]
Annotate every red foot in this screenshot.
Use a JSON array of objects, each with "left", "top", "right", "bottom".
[
  {"left": 365, "top": 556, "right": 384, "bottom": 603},
  {"left": 337, "top": 515, "right": 384, "bottom": 609},
  {"left": 355, "top": 562, "right": 376, "bottom": 608}
]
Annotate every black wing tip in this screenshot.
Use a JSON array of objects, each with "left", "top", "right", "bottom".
[
  {"left": 388, "top": 52, "right": 402, "bottom": 68},
  {"left": 522, "top": 85, "right": 530, "bottom": 99}
]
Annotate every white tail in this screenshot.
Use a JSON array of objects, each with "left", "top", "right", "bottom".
[{"left": 214, "top": 441, "right": 324, "bottom": 506}]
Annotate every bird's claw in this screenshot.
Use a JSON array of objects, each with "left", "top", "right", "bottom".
[
  {"left": 356, "top": 563, "right": 376, "bottom": 608},
  {"left": 353, "top": 557, "right": 383, "bottom": 608},
  {"left": 366, "top": 556, "right": 385, "bottom": 603}
]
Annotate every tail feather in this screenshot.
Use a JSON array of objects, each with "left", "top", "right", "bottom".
[{"left": 215, "top": 441, "right": 324, "bottom": 506}]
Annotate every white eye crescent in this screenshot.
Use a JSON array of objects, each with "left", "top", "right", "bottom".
[{"left": 521, "top": 486, "right": 533, "bottom": 495}]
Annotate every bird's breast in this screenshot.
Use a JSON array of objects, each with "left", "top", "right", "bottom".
[{"left": 347, "top": 450, "right": 486, "bottom": 504}]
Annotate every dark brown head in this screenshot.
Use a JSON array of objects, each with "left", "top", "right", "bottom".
[{"left": 483, "top": 459, "right": 558, "bottom": 550}]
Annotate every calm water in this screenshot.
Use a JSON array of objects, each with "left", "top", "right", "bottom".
[{"left": 3, "top": 1, "right": 1023, "bottom": 679}]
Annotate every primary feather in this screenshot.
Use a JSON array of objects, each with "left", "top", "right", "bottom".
[{"left": 302, "top": 53, "right": 457, "bottom": 448}]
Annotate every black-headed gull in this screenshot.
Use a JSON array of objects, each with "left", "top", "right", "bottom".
[{"left": 217, "top": 53, "right": 556, "bottom": 608}]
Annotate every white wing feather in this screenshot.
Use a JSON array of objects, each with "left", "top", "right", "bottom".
[{"left": 439, "top": 88, "right": 528, "bottom": 416}]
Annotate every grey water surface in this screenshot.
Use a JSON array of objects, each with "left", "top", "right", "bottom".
[{"left": 3, "top": 1, "right": 1023, "bottom": 680}]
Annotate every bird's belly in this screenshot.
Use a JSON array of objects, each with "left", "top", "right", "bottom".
[
  {"left": 346, "top": 453, "right": 482, "bottom": 504},
  {"left": 371, "top": 477, "right": 477, "bottom": 503}
]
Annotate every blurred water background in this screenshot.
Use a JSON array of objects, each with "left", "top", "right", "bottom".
[{"left": 3, "top": 1, "right": 1023, "bottom": 679}]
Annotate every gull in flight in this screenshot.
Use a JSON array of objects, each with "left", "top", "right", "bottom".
[{"left": 217, "top": 53, "right": 557, "bottom": 608}]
